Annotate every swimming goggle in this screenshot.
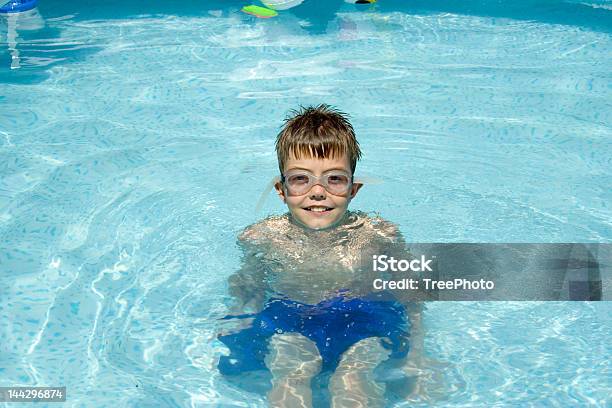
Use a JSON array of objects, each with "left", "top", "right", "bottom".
[
  {"left": 254, "top": 172, "right": 382, "bottom": 213},
  {"left": 281, "top": 170, "right": 353, "bottom": 196}
]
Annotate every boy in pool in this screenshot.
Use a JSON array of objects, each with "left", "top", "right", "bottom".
[{"left": 218, "top": 105, "right": 430, "bottom": 407}]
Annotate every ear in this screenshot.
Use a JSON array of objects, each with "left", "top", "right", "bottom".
[
  {"left": 274, "top": 181, "right": 286, "bottom": 203},
  {"left": 349, "top": 182, "right": 363, "bottom": 199}
]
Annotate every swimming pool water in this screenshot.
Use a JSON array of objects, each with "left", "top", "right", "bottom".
[{"left": 1, "top": 0, "right": 611, "bottom": 406}]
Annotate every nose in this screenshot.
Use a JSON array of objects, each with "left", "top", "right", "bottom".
[{"left": 308, "top": 183, "right": 327, "bottom": 200}]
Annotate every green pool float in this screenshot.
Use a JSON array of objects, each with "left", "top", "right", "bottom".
[{"left": 241, "top": 5, "right": 278, "bottom": 18}]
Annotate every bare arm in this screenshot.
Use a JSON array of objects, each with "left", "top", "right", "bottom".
[
  {"left": 226, "top": 229, "right": 268, "bottom": 315},
  {"left": 370, "top": 219, "right": 432, "bottom": 375},
  {"left": 373, "top": 218, "right": 435, "bottom": 303}
]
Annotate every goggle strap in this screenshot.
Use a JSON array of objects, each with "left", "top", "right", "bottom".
[
  {"left": 353, "top": 175, "right": 383, "bottom": 185},
  {"left": 255, "top": 176, "right": 281, "bottom": 213}
]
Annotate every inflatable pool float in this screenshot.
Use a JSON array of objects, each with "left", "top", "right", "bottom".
[
  {"left": 241, "top": 5, "right": 278, "bottom": 18},
  {"left": 0, "top": 0, "right": 38, "bottom": 14}
]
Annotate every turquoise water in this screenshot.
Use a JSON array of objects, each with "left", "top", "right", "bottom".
[{"left": 1, "top": 0, "right": 611, "bottom": 406}]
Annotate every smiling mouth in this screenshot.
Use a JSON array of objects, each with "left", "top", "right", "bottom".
[{"left": 303, "top": 206, "right": 334, "bottom": 213}]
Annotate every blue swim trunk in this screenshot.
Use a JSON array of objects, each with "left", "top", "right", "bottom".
[{"left": 218, "top": 294, "right": 410, "bottom": 375}]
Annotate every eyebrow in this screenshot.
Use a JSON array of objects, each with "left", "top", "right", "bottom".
[{"left": 285, "top": 167, "right": 350, "bottom": 173}]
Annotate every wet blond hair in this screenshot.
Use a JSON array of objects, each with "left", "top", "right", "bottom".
[{"left": 275, "top": 104, "right": 362, "bottom": 175}]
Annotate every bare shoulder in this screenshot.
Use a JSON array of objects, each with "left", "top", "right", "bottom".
[
  {"left": 238, "top": 214, "right": 290, "bottom": 245},
  {"left": 238, "top": 223, "right": 264, "bottom": 244},
  {"left": 360, "top": 212, "right": 404, "bottom": 243}
]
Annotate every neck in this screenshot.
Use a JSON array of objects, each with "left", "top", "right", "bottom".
[{"left": 288, "top": 211, "right": 351, "bottom": 232}]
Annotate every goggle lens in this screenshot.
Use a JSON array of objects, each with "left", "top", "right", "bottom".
[{"left": 284, "top": 171, "right": 351, "bottom": 195}]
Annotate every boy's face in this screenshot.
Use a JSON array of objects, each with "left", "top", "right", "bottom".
[{"left": 275, "top": 153, "right": 363, "bottom": 230}]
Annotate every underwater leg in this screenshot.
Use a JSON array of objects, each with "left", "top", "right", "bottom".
[
  {"left": 329, "top": 337, "right": 391, "bottom": 408},
  {"left": 265, "top": 333, "right": 322, "bottom": 408}
]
